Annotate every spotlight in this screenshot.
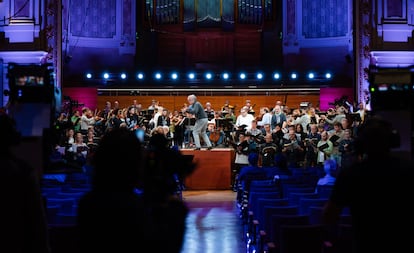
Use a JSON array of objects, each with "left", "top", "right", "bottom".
[
  {"left": 273, "top": 73, "right": 280, "bottom": 79},
  {"left": 137, "top": 73, "right": 144, "bottom": 80},
  {"left": 103, "top": 73, "right": 110, "bottom": 79},
  {"left": 239, "top": 73, "right": 246, "bottom": 80},
  {"left": 86, "top": 73, "right": 92, "bottom": 79},
  {"left": 171, "top": 72, "right": 178, "bottom": 80},
  {"left": 308, "top": 73, "right": 315, "bottom": 79},
  {"left": 188, "top": 72, "right": 196, "bottom": 80},
  {"left": 290, "top": 73, "right": 297, "bottom": 79},
  {"left": 155, "top": 72, "right": 162, "bottom": 80},
  {"left": 325, "top": 73, "right": 332, "bottom": 79},
  {"left": 222, "top": 72, "right": 230, "bottom": 80},
  {"left": 120, "top": 73, "right": 127, "bottom": 79},
  {"left": 256, "top": 73, "right": 264, "bottom": 80},
  {"left": 205, "top": 72, "right": 213, "bottom": 80}
]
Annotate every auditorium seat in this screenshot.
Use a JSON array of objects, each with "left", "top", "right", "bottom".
[
  {"left": 288, "top": 192, "right": 319, "bottom": 206},
  {"left": 48, "top": 224, "right": 79, "bottom": 253},
  {"left": 277, "top": 224, "right": 328, "bottom": 253},
  {"left": 298, "top": 197, "right": 329, "bottom": 215},
  {"left": 262, "top": 214, "right": 310, "bottom": 253}
]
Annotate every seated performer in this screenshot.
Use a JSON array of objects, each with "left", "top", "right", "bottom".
[{"left": 206, "top": 121, "right": 225, "bottom": 147}]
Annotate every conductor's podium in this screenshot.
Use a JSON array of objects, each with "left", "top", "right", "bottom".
[{"left": 181, "top": 148, "right": 234, "bottom": 190}]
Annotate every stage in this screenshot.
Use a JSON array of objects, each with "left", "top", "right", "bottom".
[{"left": 181, "top": 148, "right": 234, "bottom": 190}]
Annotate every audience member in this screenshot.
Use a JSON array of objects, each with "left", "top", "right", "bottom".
[
  {"left": 323, "top": 116, "right": 414, "bottom": 253},
  {"left": 77, "top": 128, "right": 190, "bottom": 253},
  {"left": 316, "top": 159, "right": 337, "bottom": 186},
  {"left": 0, "top": 113, "right": 50, "bottom": 253}
]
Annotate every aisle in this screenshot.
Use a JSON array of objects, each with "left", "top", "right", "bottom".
[{"left": 180, "top": 190, "right": 247, "bottom": 253}]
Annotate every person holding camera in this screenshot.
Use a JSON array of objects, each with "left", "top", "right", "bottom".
[{"left": 323, "top": 117, "right": 414, "bottom": 253}]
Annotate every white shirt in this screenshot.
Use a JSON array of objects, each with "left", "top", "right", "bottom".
[
  {"left": 258, "top": 112, "right": 273, "bottom": 127},
  {"left": 235, "top": 113, "right": 255, "bottom": 130}
]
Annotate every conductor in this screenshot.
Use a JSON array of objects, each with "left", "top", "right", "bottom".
[{"left": 185, "top": 94, "right": 213, "bottom": 150}]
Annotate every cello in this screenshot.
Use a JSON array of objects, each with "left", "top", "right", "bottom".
[{"left": 208, "top": 122, "right": 221, "bottom": 144}]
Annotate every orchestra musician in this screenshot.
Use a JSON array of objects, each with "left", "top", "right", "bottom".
[
  {"left": 221, "top": 100, "right": 235, "bottom": 112},
  {"left": 180, "top": 111, "right": 195, "bottom": 148},
  {"left": 259, "top": 133, "right": 278, "bottom": 167},
  {"left": 206, "top": 121, "right": 225, "bottom": 147},
  {"left": 281, "top": 129, "right": 305, "bottom": 168},
  {"left": 245, "top": 99, "right": 255, "bottom": 115},
  {"left": 257, "top": 107, "right": 272, "bottom": 128},
  {"left": 204, "top": 102, "right": 215, "bottom": 121}
]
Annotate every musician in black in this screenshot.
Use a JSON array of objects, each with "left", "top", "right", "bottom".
[
  {"left": 281, "top": 129, "right": 305, "bottom": 168},
  {"left": 304, "top": 123, "right": 321, "bottom": 167},
  {"left": 259, "top": 133, "right": 279, "bottom": 167}
]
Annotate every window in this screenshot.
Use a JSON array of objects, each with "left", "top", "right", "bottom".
[
  {"left": 10, "top": 0, "right": 33, "bottom": 21},
  {"left": 384, "top": 0, "right": 406, "bottom": 22}
]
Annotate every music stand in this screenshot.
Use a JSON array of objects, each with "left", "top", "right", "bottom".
[
  {"left": 216, "top": 118, "right": 233, "bottom": 131},
  {"left": 183, "top": 117, "right": 196, "bottom": 148}
]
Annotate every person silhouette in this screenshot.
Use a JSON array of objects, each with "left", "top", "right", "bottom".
[
  {"left": 323, "top": 116, "right": 414, "bottom": 253},
  {"left": 0, "top": 112, "right": 51, "bottom": 253},
  {"left": 77, "top": 127, "right": 190, "bottom": 253}
]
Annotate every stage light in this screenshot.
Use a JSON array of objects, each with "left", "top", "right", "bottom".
[
  {"left": 188, "top": 72, "right": 195, "bottom": 80},
  {"left": 273, "top": 73, "right": 280, "bottom": 79},
  {"left": 239, "top": 73, "right": 246, "bottom": 80},
  {"left": 205, "top": 72, "right": 213, "bottom": 80},
  {"left": 137, "top": 73, "right": 144, "bottom": 80},
  {"left": 120, "top": 73, "right": 127, "bottom": 79},
  {"left": 155, "top": 72, "right": 162, "bottom": 80},
  {"left": 103, "top": 73, "right": 110, "bottom": 79},
  {"left": 291, "top": 73, "right": 297, "bottom": 79},
  {"left": 256, "top": 72, "right": 264, "bottom": 80},
  {"left": 171, "top": 72, "right": 178, "bottom": 80},
  {"left": 325, "top": 73, "right": 332, "bottom": 79},
  {"left": 222, "top": 72, "right": 230, "bottom": 80},
  {"left": 86, "top": 73, "right": 92, "bottom": 79},
  {"left": 308, "top": 73, "right": 315, "bottom": 79}
]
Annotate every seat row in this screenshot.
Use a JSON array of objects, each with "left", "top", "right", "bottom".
[{"left": 237, "top": 176, "right": 351, "bottom": 253}]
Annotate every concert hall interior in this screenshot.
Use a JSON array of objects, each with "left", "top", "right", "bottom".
[{"left": 1, "top": 1, "right": 414, "bottom": 253}]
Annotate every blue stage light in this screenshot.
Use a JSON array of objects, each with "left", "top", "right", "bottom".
[
  {"left": 188, "top": 72, "right": 195, "bottom": 80},
  {"left": 155, "top": 72, "right": 162, "bottom": 79},
  {"left": 171, "top": 72, "right": 178, "bottom": 80},
  {"left": 137, "top": 73, "right": 144, "bottom": 80}
]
